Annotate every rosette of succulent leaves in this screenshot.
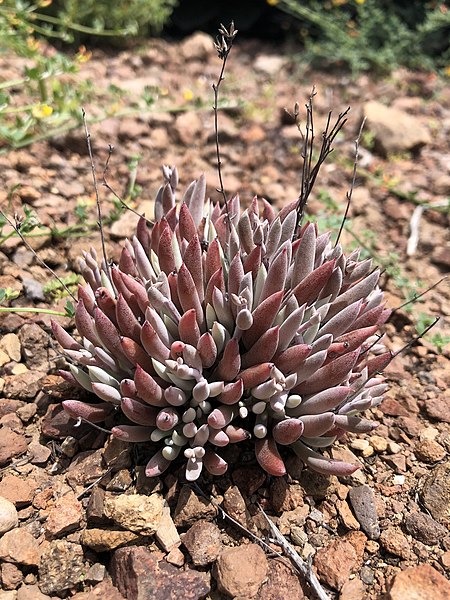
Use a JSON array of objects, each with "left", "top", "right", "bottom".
[{"left": 53, "top": 164, "right": 392, "bottom": 482}]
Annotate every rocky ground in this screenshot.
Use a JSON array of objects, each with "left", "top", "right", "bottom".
[{"left": 0, "top": 32, "right": 449, "bottom": 600}]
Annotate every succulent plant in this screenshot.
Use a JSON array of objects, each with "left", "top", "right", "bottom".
[{"left": 52, "top": 165, "right": 391, "bottom": 481}]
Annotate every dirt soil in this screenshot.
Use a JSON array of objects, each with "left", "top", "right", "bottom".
[{"left": 0, "top": 34, "right": 449, "bottom": 600}]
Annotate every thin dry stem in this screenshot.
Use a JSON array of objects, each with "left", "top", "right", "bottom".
[
  {"left": 258, "top": 505, "right": 331, "bottom": 600},
  {"left": 335, "top": 116, "right": 366, "bottom": 246},
  {"left": 294, "top": 91, "right": 350, "bottom": 236},
  {"left": 0, "top": 209, "right": 77, "bottom": 303},
  {"left": 102, "top": 144, "right": 154, "bottom": 226},
  {"left": 213, "top": 22, "right": 238, "bottom": 232},
  {"left": 82, "top": 108, "right": 111, "bottom": 285}
]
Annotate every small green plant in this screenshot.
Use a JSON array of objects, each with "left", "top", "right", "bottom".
[
  {"left": 0, "top": 288, "right": 20, "bottom": 304},
  {"left": 43, "top": 274, "right": 80, "bottom": 300},
  {"left": 275, "top": 0, "right": 450, "bottom": 75}
]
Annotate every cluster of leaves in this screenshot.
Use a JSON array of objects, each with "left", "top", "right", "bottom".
[
  {"left": 273, "top": 0, "right": 450, "bottom": 75},
  {"left": 307, "top": 189, "right": 448, "bottom": 353}
]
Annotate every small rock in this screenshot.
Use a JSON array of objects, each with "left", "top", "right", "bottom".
[
  {"left": 104, "top": 493, "right": 164, "bottom": 535},
  {"left": 386, "top": 563, "right": 450, "bottom": 599},
  {"left": 60, "top": 436, "right": 79, "bottom": 458},
  {"left": 85, "top": 563, "right": 106, "bottom": 584},
  {"left": 16, "top": 404, "right": 36, "bottom": 423},
  {"left": 16, "top": 584, "right": 56, "bottom": 600},
  {"left": 379, "top": 526, "right": 410, "bottom": 559},
  {"left": 175, "top": 111, "right": 205, "bottom": 146},
  {"left": 337, "top": 499, "right": 360, "bottom": 530},
  {"left": 0, "top": 528, "right": 41, "bottom": 566},
  {"left": 1, "top": 561, "right": 22, "bottom": 590},
  {"left": 380, "top": 398, "right": 409, "bottom": 417},
  {"left": 232, "top": 466, "right": 266, "bottom": 497},
  {"left": 369, "top": 435, "right": 388, "bottom": 453},
  {"left": 173, "top": 485, "right": 216, "bottom": 528},
  {"left": 387, "top": 441, "right": 403, "bottom": 454},
  {"left": 38, "top": 540, "right": 85, "bottom": 595},
  {"left": 259, "top": 558, "right": 304, "bottom": 599},
  {"left": 0, "top": 400, "right": 25, "bottom": 419},
  {"left": 364, "top": 101, "right": 431, "bottom": 156},
  {"left": 110, "top": 545, "right": 210, "bottom": 600},
  {"left": 0, "top": 591, "right": 18, "bottom": 599},
  {"left": 18, "top": 324, "right": 48, "bottom": 370},
  {"left": 0, "top": 334, "right": 21, "bottom": 362},
  {"left": 3, "top": 371, "right": 43, "bottom": 400},
  {"left": 28, "top": 442, "right": 51, "bottom": 465},
  {"left": 223, "top": 485, "right": 254, "bottom": 530},
  {"left": 441, "top": 550, "right": 450, "bottom": 569},
  {"left": 254, "top": 54, "right": 286, "bottom": 76},
  {"left": 424, "top": 395, "right": 450, "bottom": 423},
  {"left": 383, "top": 453, "right": 407, "bottom": 473},
  {"left": 0, "top": 427, "right": 27, "bottom": 466},
  {"left": 155, "top": 504, "right": 180, "bottom": 553},
  {"left": 182, "top": 520, "right": 222, "bottom": 566},
  {"left": 414, "top": 439, "right": 446, "bottom": 463},
  {"left": 404, "top": 511, "right": 447, "bottom": 546},
  {"left": 181, "top": 32, "right": 215, "bottom": 61},
  {"left": 81, "top": 528, "right": 142, "bottom": 552},
  {"left": 314, "top": 531, "right": 366, "bottom": 591},
  {"left": 105, "top": 469, "right": 132, "bottom": 492},
  {"left": 278, "top": 505, "right": 309, "bottom": 535},
  {"left": 102, "top": 437, "right": 132, "bottom": 470},
  {"left": 86, "top": 487, "right": 106, "bottom": 525},
  {"left": 0, "top": 476, "right": 37, "bottom": 507},
  {"left": 45, "top": 491, "right": 83, "bottom": 538},
  {"left": 70, "top": 579, "right": 125, "bottom": 600},
  {"left": 348, "top": 485, "right": 380, "bottom": 540},
  {"left": 21, "top": 279, "right": 45, "bottom": 302},
  {"left": 66, "top": 450, "right": 106, "bottom": 487},
  {"left": 0, "top": 497, "right": 18, "bottom": 534},
  {"left": 270, "top": 478, "right": 304, "bottom": 513},
  {"left": 166, "top": 547, "right": 185, "bottom": 567},
  {"left": 419, "top": 426, "right": 439, "bottom": 441},
  {"left": 339, "top": 577, "right": 366, "bottom": 600},
  {"left": 214, "top": 544, "right": 268, "bottom": 599},
  {"left": 350, "top": 439, "right": 370, "bottom": 452},
  {"left": 421, "top": 460, "right": 450, "bottom": 526}
]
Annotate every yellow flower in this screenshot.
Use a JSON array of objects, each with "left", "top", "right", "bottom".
[
  {"left": 76, "top": 45, "right": 92, "bottom": 63},
  {"left": 26, "top": 37, "right": 40, "bottom": 52},
  {"left": 355, "top": 0, "right": 365, "bottom": 4},
  {"left": 39, "top": 0, "right": 53, "bottom": 6},
  {"left": 183, "top": 89, "right": 194, "bottom": 102},
  {"left": 32, "top": 104, "right": 53, "bottom": 119},
  {"left": 444, "top": 65, "right": 450, "bottom": 77},
  {"left": 267, "top": 0, "right": 279, "bottom": 5}
]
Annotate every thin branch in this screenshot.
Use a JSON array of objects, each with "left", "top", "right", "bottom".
[
  {"left": 258, "top": 505, "right": 331, "bottom": 600},
  {"left": 391, "top": 316, "right": 440, "bottom": 359},
  {"left": 391, "top": 276, "right": 448, "bottom": 314},
  {"left": 294, "top": 92, "right": 350, "bottom": 236},
  {"left": 77, "top": 467, "right": 114, "bottom": 500},
  {"left": 0, "top": 209, "right": 77, "bottom": 303},
  {"left": 335, "top": 117, "right": 366, "bottom": 246},
  {"left": 102, "top": 144, "right": 154, "bottom": 226},
  {"left": 82, "top": 109, "right": 111, "bottom": 285},
  {"left": 192, "top": 484, "right": 330, "bottom": 599},
  {"left": 192, "top": 483, "right": 281, "bottom": 556},
  {"left": 213, "top": 22, "right": 238, "bottom": 232},
  {"left": 0, "top": 307, "right": 67, "bottom": 317}
]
